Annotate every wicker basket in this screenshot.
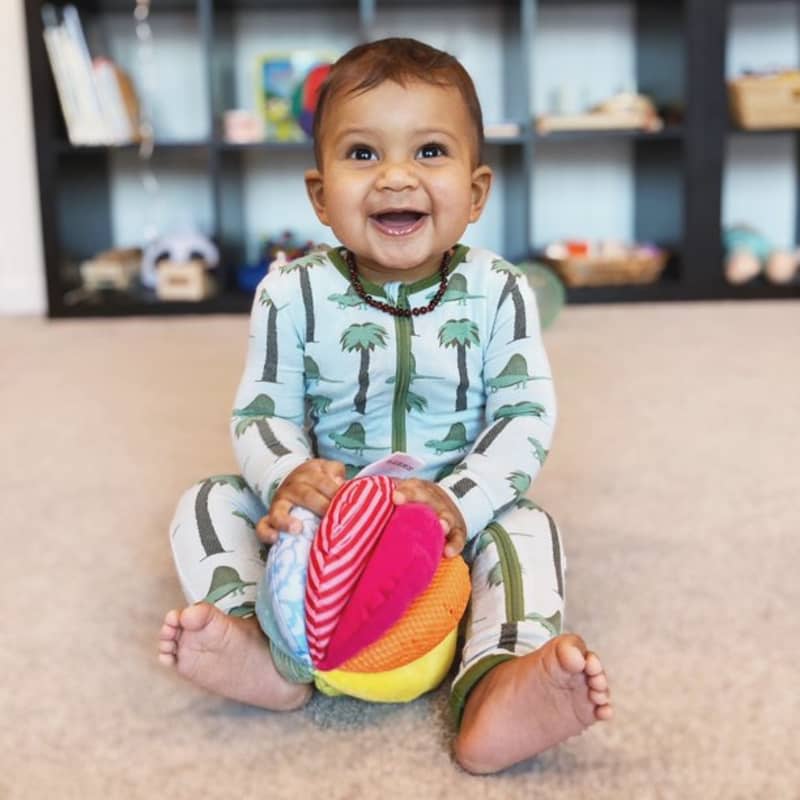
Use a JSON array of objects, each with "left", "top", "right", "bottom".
[
  {"left": 729, "top": 72, "right": 800, "bottom": 129},
  {"left": 545, "top": 250, "right": 667, "bottom": 288}
]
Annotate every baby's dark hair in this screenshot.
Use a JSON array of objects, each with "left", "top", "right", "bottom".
[{"left": 312, "top": 37, "right": 485, "bottom": 168}]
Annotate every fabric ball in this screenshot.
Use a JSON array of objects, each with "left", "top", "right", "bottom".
[{"left": 256, "top": 475, "right": 471, "bottom": 702}]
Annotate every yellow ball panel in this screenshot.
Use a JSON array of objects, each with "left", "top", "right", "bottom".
[{"left": 313, "top": 627, "right": 458, "bottom": 703}]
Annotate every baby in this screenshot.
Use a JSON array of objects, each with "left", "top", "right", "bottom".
[{"left": 158, "top": 37, "right": 612, "bottom": 774}]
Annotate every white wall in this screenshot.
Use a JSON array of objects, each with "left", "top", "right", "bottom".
[{"left": 0, "top": 1, "right": 46, "bottom": 316}]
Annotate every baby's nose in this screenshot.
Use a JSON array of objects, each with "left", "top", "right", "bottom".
[{"left": 376, "top": 160, "right": 419, "bottom": 191}]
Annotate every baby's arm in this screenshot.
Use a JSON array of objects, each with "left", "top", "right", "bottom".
[
  {"left": 230, "top": 271, "right": 315, "bottom": 509},
  {"left": 436, "top": 267, "right": 557, "bottom": 542}
]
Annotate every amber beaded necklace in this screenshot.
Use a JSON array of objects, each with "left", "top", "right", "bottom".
[{"left": 344, "top": 249, "right": 452, "bottom": 318}]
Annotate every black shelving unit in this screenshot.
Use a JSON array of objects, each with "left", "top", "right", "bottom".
[{"left": 23, "top": 0, "right": 800, "bottom": 318}]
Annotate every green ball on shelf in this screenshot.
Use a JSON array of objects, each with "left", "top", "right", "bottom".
[{"left": 519, "top": 261, "right": 566, "bottom": 330}]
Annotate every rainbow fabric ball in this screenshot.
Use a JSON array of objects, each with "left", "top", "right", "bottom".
[{"left": 255, "top": 475, "right": 471, "bottom": 702}]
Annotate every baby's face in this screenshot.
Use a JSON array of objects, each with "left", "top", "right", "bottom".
[{"left": 305, "top": 80, "right": 492, "bottom": 284}]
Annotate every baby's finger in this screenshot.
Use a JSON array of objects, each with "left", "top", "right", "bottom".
[
  {"left": 443, "top": 527, "right": 466, "bottom": 558},
  {"left": 287, "top": 486, "right": 335, "bottom": 517},
  {"left": 392, "top": 480, "right": 432, "bottom": 507},
  {"left": 256, "top": 516, "right": 280, "bottom": 544},
  {"left": 267, "top": 498, "right": 304, "bottom": 534}
]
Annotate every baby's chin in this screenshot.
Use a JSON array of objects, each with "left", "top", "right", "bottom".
[{"left": 356, "top": 249, "right": 445, "bottom": 282}]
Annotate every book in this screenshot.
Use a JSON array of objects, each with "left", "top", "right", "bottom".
[
  {"left": 42, "top": 6, "right": 81, "bottom": 144},
  {"left": 41, "top": 4, "right": 141, "bottom": 146},
  {"left": 60, "top": 4, "right": 109, "bottom": 144},
  {"left": 257, "top": 51, "right": 335, "bottom": 141},
  {"left": 93, "top": 58, "right": 141, "bottom": 145}
]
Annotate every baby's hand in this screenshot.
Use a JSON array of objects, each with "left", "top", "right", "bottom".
[
  {"left": 392, "top": 478, "right": 467, "bottom": 558},
  {"left": 256, "top": 458, "right": 345, "bottom": 544}
]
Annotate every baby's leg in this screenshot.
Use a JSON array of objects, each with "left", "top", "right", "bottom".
[
  {"left": 451, "top": 505, "right": 611, "bottom": 773},
  {"left": 158, "top": 476, "right": 311, "bottom": 710}
]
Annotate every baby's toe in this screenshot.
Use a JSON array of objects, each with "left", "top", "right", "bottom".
[
  {"left": 596, "top": 704, "right": 614, "bottom": 721},
  {"left": 584, "top": 651, "right": 604, "bottom": 677},
  {"left": 589, "top": 689, "right": 610, "bottom": 706},
  {"left": 163, "top": 609, "right": 181, "bottom": 627},
  {"left": 159, "top": 621, "right": 179, "bottom": 643},
  {"left": 587, "top": 671, "right": 608, "bottom": 692},
  {"left": 159, "top": 638, "right": 177, "bottom": 655}
]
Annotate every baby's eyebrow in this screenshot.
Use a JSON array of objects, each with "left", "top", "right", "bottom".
[
  {"left": 413, "top": 128, "right": 456, "bottom": 139},
  {"left": 336, "top": 127, "right": 376, "bottom": 139}
]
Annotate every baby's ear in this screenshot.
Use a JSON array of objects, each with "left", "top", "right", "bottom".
[
  {"left": 304, "top": 169, "right": 330, "bottom": 226},
  {"left": 468, "top": 164, "right": 493, "bottom": 223}
]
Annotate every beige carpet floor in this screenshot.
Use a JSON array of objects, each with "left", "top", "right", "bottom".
[{"left": 2, "top": 300, "right": 798, "bottom": 800}]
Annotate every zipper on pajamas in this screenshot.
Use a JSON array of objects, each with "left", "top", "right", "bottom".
[
  {"left": 391, "top": 285, "right": 412, "bottom": 452},
  {"left": 485, "top": 522, "right": 525, "bottom": 622}
]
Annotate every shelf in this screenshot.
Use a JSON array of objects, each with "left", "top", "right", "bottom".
[
  {"left": 25, "top": 0, "right": 778, "bottom": 316},
  {"left": 217, "top": 135, "right": 530, "bottom": 150},
  {"left": 216, "top": 139, "right": 314, "bottom": 152},
  {"left": 728, "top": 125, "right": 800, "bottom": 136},
  {"left": 214, "top": 0, "right": 362, "bottom": 9},
  {"left": 54, "top": 140, "right": 212, "bottom": 155},
  {"left": 535, "top": 125, "right": 684, "bottom": 143},
  {"left": 69, "top": 0, "right": 198, "bottom": 12},
  {"left": 54, "top": 288, "right": 254, "bottom": 318}
]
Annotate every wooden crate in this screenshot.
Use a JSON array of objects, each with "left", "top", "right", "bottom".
[{"left": 729, "top": 72, "right": 800, "bottom": 129}]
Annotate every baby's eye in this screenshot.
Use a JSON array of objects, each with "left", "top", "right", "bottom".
[
  {"left": 417, "top": 142, "right": 447, "bottom": 159},
  {"left": 347, "top": 146, "right": 376, "bottom": 161}
]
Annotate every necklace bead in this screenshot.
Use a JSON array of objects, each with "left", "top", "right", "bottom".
[{"left": 345, "top": 249, "right": 451, "bottom": 317}]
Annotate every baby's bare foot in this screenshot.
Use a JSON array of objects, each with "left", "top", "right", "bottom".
[
  {"left": 158, "top": 603, "right": 312, "bottom": 710},
  {"left": 454, "top": 634, "right": 612, "bottom": 774}
]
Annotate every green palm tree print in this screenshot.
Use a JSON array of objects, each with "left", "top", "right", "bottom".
[
  {"left": 194, "top": 475, "right": 246, "bottom": 558},
  {"left": 340, "top": 322, "right": 388, "bottom": 414},
  {"left": 491, "top": 258, "right": 527, "bottom": 342},
  {"left": 438, "top": 319, "right": 480, "bottom": 411},
  {"left": 280, "top": 254, "right": 326, "bottom": 343}
]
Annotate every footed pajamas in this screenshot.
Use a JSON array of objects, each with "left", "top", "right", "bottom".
[{"left": 169, "top": 244, "right": 565, "bottom": 721}]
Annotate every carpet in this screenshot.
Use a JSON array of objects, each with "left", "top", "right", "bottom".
[{"left": 2, "top": 300, "right": 798, "bottom": 799}]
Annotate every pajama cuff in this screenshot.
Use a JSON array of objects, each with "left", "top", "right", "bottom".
[
  {"left": 449, "top": 653, "right": 516, "bottom": 727},
  {"left": 437, "top": 472, "right": 495, "bottom": 542}
]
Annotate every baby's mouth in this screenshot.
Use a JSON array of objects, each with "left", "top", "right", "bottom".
[{"left": 370, "top": 210, "right": 428, "bottom": 237}]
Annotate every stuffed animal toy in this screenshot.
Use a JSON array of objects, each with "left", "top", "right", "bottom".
[
  {"left": 141, "top": 229, "right": 219, "bottom": 290},
  {"left": 255, "top": 474, "right": 471, "bottom": 702},
  {"left": 724, "top": 224, "right": 799, "bottom": 285}
]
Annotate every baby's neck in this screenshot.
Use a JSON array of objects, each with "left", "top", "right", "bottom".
[{"left": 348, "top": 250, "right": 448, "bottom": 286}]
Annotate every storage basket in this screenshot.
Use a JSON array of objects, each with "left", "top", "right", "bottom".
[
  {"left": 729, "top": 72, "right": 800, "bottom": 129},
  {"left": 544, "top": 250, "right": 667, "bottom": 288}
]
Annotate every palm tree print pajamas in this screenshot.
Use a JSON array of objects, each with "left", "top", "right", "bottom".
[{"left": 169, "top": 244, "right": 564, "bottom": 723}]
